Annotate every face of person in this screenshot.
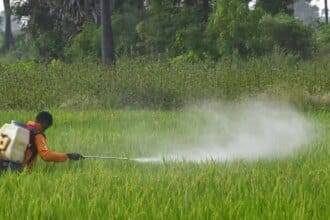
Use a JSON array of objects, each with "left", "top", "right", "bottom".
[{"left": 40, "top": 122, "right": 51, "bottom": 132}]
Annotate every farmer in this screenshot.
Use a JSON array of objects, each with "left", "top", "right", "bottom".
[{"left": 0, "top": 111, "right": 83, "bottom": 172}]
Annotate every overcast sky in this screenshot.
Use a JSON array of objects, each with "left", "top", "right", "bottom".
[
  {"left": 0, "top": 0, "right": 327, "bottom": 15},
  {"left": 249, "top": 0, "right": 326, "bottom": 16}
]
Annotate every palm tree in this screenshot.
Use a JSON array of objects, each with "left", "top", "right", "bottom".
[
  {"left": 2, "top": 0, "right": 14, "bottom": 52},
  {"left": 325, "top": 0, "right": 329, "bottom": 23},
  {"left": 101, "top": 0, "right": 115, "bottom": 65}
]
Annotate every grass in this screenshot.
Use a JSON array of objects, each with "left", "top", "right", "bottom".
[
  {"left": 0, "top": 34, "right": 3, "bottom": 46},
  {"left": 0, "top": 53, "right": 329, "bottom": 110},
  {"left": 0, "top": 110, "right": 329, "bottom": 219}
]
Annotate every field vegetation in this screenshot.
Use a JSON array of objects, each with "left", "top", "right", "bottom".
[
  {"left": 0, "top": 53, "right": 329, "bottom": 111},
  {"left": 0, "top": 0, "right": 329, "bottom": 219},
  {"left": 0, "top": 111, "right": 329, "bottom": 219}
]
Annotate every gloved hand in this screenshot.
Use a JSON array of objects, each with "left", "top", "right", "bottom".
[{"left": 67, "top": 153, "right": 83, "bottom": 161}]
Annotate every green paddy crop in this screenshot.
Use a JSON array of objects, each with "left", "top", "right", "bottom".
[{"left": 0, "top": 110, "right": 328, "bottom": 219}]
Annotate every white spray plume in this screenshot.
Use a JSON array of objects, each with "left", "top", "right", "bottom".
[{"left": 136, "top": 100, "right": 315, "bottom": 163}]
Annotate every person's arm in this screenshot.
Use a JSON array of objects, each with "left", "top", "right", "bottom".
[{"left": 35, "top": 134, "right": 68, "bottom": 162}]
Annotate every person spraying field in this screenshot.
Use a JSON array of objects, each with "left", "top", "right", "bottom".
[{"left": 0, "top": 111, "right": 83, "bottom": 172}]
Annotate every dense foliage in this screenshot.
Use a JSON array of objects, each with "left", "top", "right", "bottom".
[
  {"left": 1, "top": 0, "right": 326, "bottom": 61},
  {"left": 259, "top": 14, "right": 315, "bottom": 58}
]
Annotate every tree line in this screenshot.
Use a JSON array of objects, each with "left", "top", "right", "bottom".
[{"left": 1, "top": 0, "right": 329, "bottom": 65}]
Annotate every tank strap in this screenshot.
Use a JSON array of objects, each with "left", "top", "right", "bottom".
[{"left": 25, "top": 125, "right": 45, "bottom": 164}]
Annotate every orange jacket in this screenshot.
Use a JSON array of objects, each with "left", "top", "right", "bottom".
[{"left": 23, "top": 121, "right": 68, "bottom": 169}]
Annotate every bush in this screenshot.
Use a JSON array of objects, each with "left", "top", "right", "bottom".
[
  {"left": 207, "top": 2, "right": 315, "bottom": 59},
  {"left": 315, "top": 24, "right": 330, "bottom": 55},
  {"left": 29, "top": 31, "right": 67, "bottom": 61},
  {"left": 316, "top": 24, "right": 330, "bottom": 45},
  {"left": 136, "top": 1, "right": 205, "bottom": 56},
  {"left": 260, "top": 14, "right": 315, "bottom": 58},
  {"left": 112, "top": 6, "right": 142, "bottom": 56},
  {"left": 64, "top": 23, "right": 101, "bottom": 62},
  {"left": 0, "top": 34, "right": 42, "bottom": 63},
  {"left": 0, "top": 33, "right": 3, "bottom": 46},
  {"left": 206, "top": 0, "right": 266, "bottom": 58}
]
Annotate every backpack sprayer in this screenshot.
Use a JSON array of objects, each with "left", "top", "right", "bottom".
[{"left": 0, "top": 121, "right": 143, "bottom": 163}]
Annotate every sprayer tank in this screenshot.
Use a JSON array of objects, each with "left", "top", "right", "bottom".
[{"left": 0, "top": 122, "right": 30, "bottom": 163}]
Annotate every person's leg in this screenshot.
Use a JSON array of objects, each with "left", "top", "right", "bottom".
[
  {"left": 0, "top": 160, "right": 22, "bottom": 174},
  {"left": 0, "top": 160, "right": 9, "bottom": 174},
  {"left": 8, "top": 161, "right": 23, "bottom": 172}
]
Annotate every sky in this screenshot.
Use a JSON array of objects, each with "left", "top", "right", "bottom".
[
  {"left": 0, "top": 0, "right": 327, "bottom": 15},
  {"left": 249, "top": 0, "right": 326, "bottom": 16}
]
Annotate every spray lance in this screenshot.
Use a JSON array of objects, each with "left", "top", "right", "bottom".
[
  {"left": 81, "top": 155, "right": 160, "bottom": 163},
  {"left": 82, "top": 155, "right": 132, "bottom": 161},
  {"left": 82, "top": 155, "right": 150, "bottom": 162}
]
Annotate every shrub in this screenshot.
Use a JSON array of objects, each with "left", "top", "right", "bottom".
[
  {"left": 64, "top": 23, "right": 101, "bottom": 62},
  {"left": 136, "top": 1, "right": 205, "bottom": 56},
  {"left": 207, "top": 0, "right": 266, "bottom": 58},
  {"left": 316, "top": 24, "right": 330, "bottom": 46},
  {"left": 260, "top": 14, "right": 315, "bottom": 58},
  {"left": 31, "top": 31, "right": 67, "bottom": 61},
  {"left": 315, "top": 24, "right": 330, "bottom": 56},
  {"left": 207, "top": 2, "right": 315, "bottom": 59},
  {"left": 112, "top": 7, "right": 142, "bottom": 56}
]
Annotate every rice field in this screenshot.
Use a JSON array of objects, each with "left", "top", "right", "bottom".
[{"left": 0, "top": 110, "right": 328, "bottom": 219}]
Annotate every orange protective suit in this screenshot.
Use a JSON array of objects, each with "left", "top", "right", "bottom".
[{"left": 23, "top": 121, "right": 68, "bottom": 169}]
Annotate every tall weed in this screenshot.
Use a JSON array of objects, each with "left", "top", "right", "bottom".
[{"left": 0, "top": 53, "right": 329, "bottom": 110}]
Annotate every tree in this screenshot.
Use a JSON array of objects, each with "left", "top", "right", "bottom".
[
  {"left": 207, "top": 0, "right": 266, "bottom": 57},
  {"left": 101, "top": 0, "right": 115, "bottom": 65},
  {"left": 202, "top": 0, "right": 210, "bottom": 21},
  {"left": 325, "top": 0, "right": 329, "bottom": 23},
  {"left": 256, "top": 0, "right": 295, "bottom": 15},
  {"left": 14, "top": 0, "right": 101, "bottom": 36},
  {"left": 2, "top": 0, "right": 14, "bottom": 52},
  {"left": 183, "top": 0, "right": 210, "bottom": 20},
  {"left": 137, "top": 0, "right": 145, "bottom": 17},
  {"left": 184, "top": 0, "right": 197, "bottom": 7},
  {"left": 260, "top": 13, "right": 314, "bottom": 58},
  {"left": 13, "top": 0, "right": 101, "bottom": 59}
]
